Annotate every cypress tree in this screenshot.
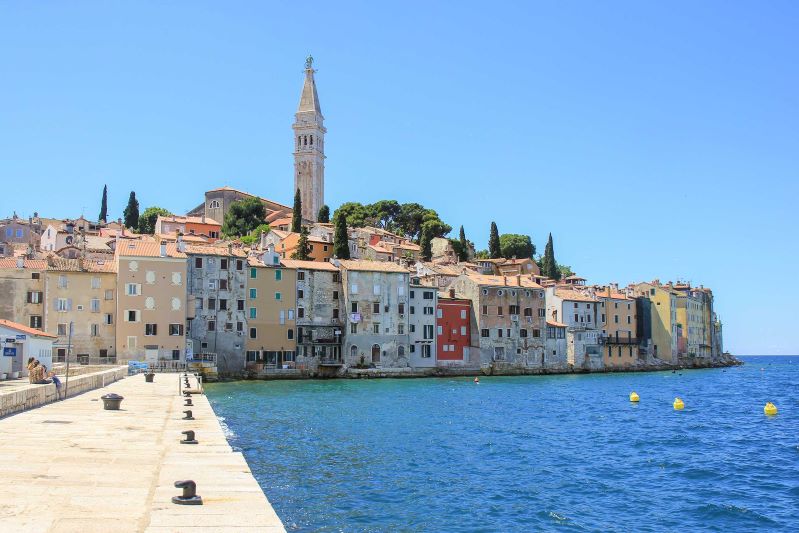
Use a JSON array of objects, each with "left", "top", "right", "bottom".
[
  {"left": 420, "top": 225, "right": 433, "bottom": 262},
  {"left": 99, "top": 185, "right": 108, "bottom": 223},
  {"left": 317, "top": 205, "right": 330, "bottom": 223},
  {"left": 333, "top": 213, "right": 350, "bottom": 259},
  {"left": 123, "top": 191, "right": 139, "bottom": 229},
  {"left": 292, "top": 188, "right": 302, "bottom": 233},
  {"left": 292, "top": 226, "right": 311, "bottom": 260},
  {"left": 488, "top": 221, "right": 501, "bottom": 259},
  {"left": 542, "top": 232, "right": 560, "bottom": 280},
  {"left": 458, "top": 225, "right": 469, "bottom": 261}
]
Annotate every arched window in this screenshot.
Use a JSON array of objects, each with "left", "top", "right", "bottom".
[
  {"left": 297, "top": 136, "right": 301, "bottom": 149},
  {"left": 303, "top": 135, "right": 308, "bottom": 146},
  {"left": 371, "top": 344, "right": 381, "bottom": 363},
  {"left": 309, "top": 135, "right": 313, "bottom": 146},
  {"left": 350, "top": 345, "right": 358, "bottom": 359},
  {"left": 208, "top": 200, "right": 220, "bottom": 209},
  {"left": 398, "top": 345, "right": 405, "bottom": 357}
]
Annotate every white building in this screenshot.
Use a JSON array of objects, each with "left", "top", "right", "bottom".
[
  {"left": 0, "top": 319, "right": 55, "bottom": 378},
  {"left": 545, "top": 287, "right": 602, "bottom": 370},
  {"left": 409, "top": 280, "right": 437, "bottom": 368}
]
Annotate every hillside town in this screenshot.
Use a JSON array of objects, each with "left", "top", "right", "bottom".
[{"left": 0, "top": 57, "right": 732, "bottom": 380}]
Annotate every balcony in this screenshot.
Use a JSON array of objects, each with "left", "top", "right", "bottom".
[
  {"left": 319, "top": 357, "right": 344, "bottom": 367},
  {"left": 601, "top": 335, "right": 639, "bottom": 345}
]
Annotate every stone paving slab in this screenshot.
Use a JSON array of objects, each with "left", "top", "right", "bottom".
[{"left": 0, "top": 372, "right": 285, "bottom": 533}]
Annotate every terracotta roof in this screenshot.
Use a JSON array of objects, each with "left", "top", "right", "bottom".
[
  {"left": 157, "top": 215, "right": 221, "bottom": 226},
  {"left": 156, "top": 233, "right": 209, "bottom": 243},
  {"left": 0, "top": 319, "right": 58, "bottom": 339},
  {"left": 268, "top": 216, "right": 294, "bottom": 227},
  {"left": 247, "top": 256, "right": 281, "bottom": 268},
  {"left": 280, "top": 259, "right": 339, "bottom": 271},
  {"left": 463, "top": 272, "right": 543, "bottom": 288},
  {"left": 207, "top": 187, "right": 292, "bottom": 210},
  {"left": 478, "top": 258, "right": 507, "bottom": 264},
  {"left": 565, "top": 275, "right": 586, "bottom": 281},
  {"left": 425, "top": 263, "right": 464, "bottom": 277},
  {"left": 184, "top": 244, "right": 248, "bottom": 258},
  {"left": 595, "top": 288, "right": 631, "bottom": 301},
  {"left": 116, "top": 241, "right": 186, "bottom": 259},
  {"left": 0, "top": 258, "right": 47, "bottom": 269},
  {"left": 337, "top": 260, "right": 410, "bottom": 273},
  {"left": 47, "top": 257, "right": 116, "bottom": 273},
  {"left": 554, "top": 288, "right": 597, "bottom": 302},
  {"left": 547, "top": 320, "right": 568, "bottom": 328}
]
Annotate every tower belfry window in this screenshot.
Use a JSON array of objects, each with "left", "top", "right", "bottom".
[
  {"left": 304, "top": 135, "right": 308, "bottom": 145},
  {"left": 309, "top": 135, "right": 313, "bottom": 145}
]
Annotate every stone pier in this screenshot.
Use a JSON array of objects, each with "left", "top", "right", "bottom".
[{"left": 0, "top": 372, "right": 285, "bottom": 532}]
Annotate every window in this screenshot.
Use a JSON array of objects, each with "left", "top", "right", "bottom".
[
  {"left": 169, "top": 324, "right": 183, "bottom": 336},
  {"left": 409, "top": 324, "right": 415, "bottom": 333},
  {"left": 373, "top": 284, "right": 380, "bottom": 295},
  {"left": 219, "top": 299, "right": 228, "bottom": 311},
  {"left": 249, "top": 327, "right": 257, "bottom": 339},
  {"left": 423, "top": 307, "right": 434, "bottom": 315},
  {"left": 220, "top": 258, "right": 228, "bottom": 270},
  {"left": 275, "top": 292, "right": 282, "bottom": 301},
  {"left": 90, "top": 298, "right": 100, "bottom": 312},
  {"left": 298, "top": 307, "right": 305, "bottom": 318},
  {"left": 195, "top": 257, "right": 203, "bottom": 268},
  {"left": 58, "top": 275, "right": 68, "bottom": 288},
  {"left": 249, "top": 288, "right": 257, "bottom": 299},
  {"left": 533, "top": 329, "right": 541, "bottom": 338},
  {"left": 172, "top": 350, "right": 180, "bottom": 360},
  {"left": 145, "top": 323, "right": 158, "bottom": 336},
  {"left": 398, "top": 345, "right": 405, "bottom": 356},
  {"left": 333, "top": 308, "right": 339, "bottom": 319},
  {"left": 520, "top": 329, "right": 528, "bottom": 338},
  {"left": 90, "top": 324, "right": 99, "bottom": 337},
  {"left": 350, "top": 323, "right": 358, "bottom": 334},
  {"left": 481, "top": 329, "right": 490, "bottom": 338},
  {"left": 410, "top": 306, "right": 415, "bottom": 314},
  {"left": 208, "top": 298, "right": 216, "bottom": 310},
  {"left": 509, "top": 305, "right": 519, "bottom": 315},
  {"left": 287, "top": 329, "right": 294, "bottom": 340},
  {"left": 601, "top": 313, "right": 606, "bottom": 322},
  {"left": 333, "top": 272, "right": 340, "bottom": 282},
  {"left": 250, "top": 268, "right": 257, "bottom": 279},
  {"left": 498, "top": 329, "right": 503, "bottom": 338},
  {"left": 297, "top": 271, "right": 305, "bottom": 281},
  {"left": 482, "top": 305, "right": 488, "bottom": 315},
  {"left": 32, "top": 272, "right": 40, "bottom": 280},
  {"left": 275, "top": 269, "right": 282, "bottom": 281},
  {"left": 497, "top": 306, "right": 503, "bottom": 316},
  {"left": 219, "top": 279, "right": 228, "bottom": 290},
  {"left": 373, "top": 302, "right": 381, "bottom": 314},
  {"left": 208, "top": 280, "right": 217, "bottom": 290},
  {"left": 104, "top": 313, "right": 113, "bottom": 325},
  {"left": 461, "top": 325, "right": 468, "bottom": 336},
  {"left": 538, "top": 308, "right": 545, "bottom": 318},
  {"left": 373, "top": 323, "right": 380, "bottom": 334},
  {"left": 209, "top": 200, "right": 220, "bottom": 209},
  {"left": 333, "top": 290, "right": 339, "bottom": 300},
  {"left": 208, "top": 320, "right": 216, "bottom": 331},
  {"left": 423, "top": 291, "right": 434, "bottom": 300},
  {"left": 29, "top": 315, "right": 42, "bottom": 328},
  {"left": 424, "top": 325, "right": 434, "bottom": 340},
  {"left": 627, "top": 316, "right": 631, "bottom": 324},
  {"left": 280, "top": 310, "right": 286, "bottom": 324},
  {"left": 105, "top": 289, "right": 114, "bottom": 301},
  {"left": 351, "top": 302, "right": 358, "bottom": 313},
  {"left": 126, "top": 283, "right": 140, "bottom": 296},
  {"left": 460, "top": 309, "right": 467, "bottom": 319},
  {"left": 27, "top": 291, "right": 42, "bottom": 304},
  {"left": 574, "top": 314, "right": 579, "bottom": 322},
  {"left": 297, "top": 289, "right": 304, "bottom": 299},
  {"left": 437, "top": 308, "right": 443, "bottom": 319},
  {"left": 91, "top": 277, "right": 101, "bottom": 289},
  {"left": 236, "top": 260, "right": 243, "bottom": 271},
  {"left": 398, "top": 323, "right": 404, "bottom": 334},
  {"left": 398, "top": 303, "right": 405, "bottom": 315},
  {"left": 57, "top": 323, "right": 67, "bottom": 336},
  {"left": 288, "top": 309, "right": 295, "bottom": 320},
  {"left": 437, "top": 325, "right": 443, "bottom": 335},
  {"left": 127, "top": 336, "right": 136, "bottom": 349},
  {"left": 249, "top": 308, "right": 257, "bottom": 319},
  {"left": 372, "top": 344, "right": 381, "bottom": 363},
  {"left": 421, "top": 345, "right": 431, "bottom": 358},
  {"left": 56, "top": 298, "right": 70, "bottom": 312}
]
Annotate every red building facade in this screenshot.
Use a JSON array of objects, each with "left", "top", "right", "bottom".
[{"left": 436, "top": 297, "right": 471, "bottom": 361}]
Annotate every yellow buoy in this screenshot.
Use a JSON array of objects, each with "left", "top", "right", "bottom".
[
  {"left": 764, "top": 402, "right": 778, "bottom": 416},
  {"left": 673, "top": 397, "right": 685, "bottom": 410},
  {"left": 629, "top": 392, "right": 640, "bottom": 402}
]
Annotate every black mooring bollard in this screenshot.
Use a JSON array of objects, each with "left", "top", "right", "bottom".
[
  {"left": 172, "top": 480, "right": 203, "bottom": 505},
  {"left": 145, "top": 372, "right": 155, "bottom": 383},
  {"left": 183, "top": 391, "right": 192, "bottom": 397},
  {"left": 183, "top": 410, "right": 194, "bottom": 420},
  {"left": 181, "top": 430, "right": 198, "bottom": 444},
  {"left": 184, "top": 398, "right": 193, "bottom": 406}
]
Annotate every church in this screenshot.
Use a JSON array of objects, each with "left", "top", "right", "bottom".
[{"left": 189, "top": 56, "right": 326, "bottom": 224}]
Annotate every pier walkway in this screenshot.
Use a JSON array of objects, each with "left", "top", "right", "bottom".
[{"left": 0, "top": 372, "right": 284, "bottom": 533}]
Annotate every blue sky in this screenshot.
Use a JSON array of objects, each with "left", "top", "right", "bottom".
[{"left": 1, "top": 2, "right": 797, "bottom": 354}]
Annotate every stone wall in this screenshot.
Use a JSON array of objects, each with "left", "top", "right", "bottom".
[{"left": 0, "top": 366, "right": 127, "bottom": 418}]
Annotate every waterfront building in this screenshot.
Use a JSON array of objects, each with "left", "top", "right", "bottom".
[
  {"left": 44, "top": 257, "right": 117, "bottom": 363},
  {"left": 545, "top": 287, "right": 602, "bottom": 370},
  {"left": 415, "top": 262, "right": 463, "bottom": 289},
  {"left": 293, "top": 55, "right": 326, "bottom": 222},
  {"left": 154, "top": 215, "right": 221, "bottom": 240},
  {"left": 435, "top": 292, "right": 474, "bottom": 368},
  {"left": 185, "top": 244, "right": 248, "bottom": 375},
  {"left": 0, "top": 258, "right": 47, "bottom": 332},
  {"left": 281, "top": 259, "right": 343, "bottom": 372},
  {"left": 245, "top": 250, "right": 297, "bottom": 370},
  {"left": 633, "top": 281, "right": 679, "bottom": 363},
  {"left": 115, "top": 240, "right": 188, "bottom": 364},
  {"left": 596, "top": 286, "right": 638, "bottom": 369},
  {"left": 408, "top": 279, "right": 437, "bottom": 368},
  {"left": 450, "top": 272, "right": 546, "bottom": 369},
  {"left": 338, "top": 260, "right": 410, "bottom": 368},
  {"left": 545, "top": 320, "right": 569, "bottom": 369},
  {"left": 0, "top": 319, "right": 56, "bottom": 378}
]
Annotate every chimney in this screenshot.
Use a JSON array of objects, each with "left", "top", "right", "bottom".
[
  {"left": 449, "top": 288, "right": 455, "bottom": 298},
  {"left": 176, "top": 234, "right": 185, "bottom": 253},
  {"left": 503, "top": 275, "right": 507, "bottom": 285},
  {"left": 516, "top": 274, "right": 521, "bottom": 286},
  {"left": 16, "top": 257, "right": 24, "bottom": 269},
  {"left": 201, "top": 214, "right": 206, "bottom": 223},
  {"left": 160, "top": 243, "right": 167, "bottom": 257}
]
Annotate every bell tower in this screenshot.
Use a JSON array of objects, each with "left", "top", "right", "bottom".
[{"left": 293, "top": 55, "right": 326, "bottom": 222}]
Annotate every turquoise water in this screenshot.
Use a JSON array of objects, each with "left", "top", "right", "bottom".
[{"left": 207, "top": 357, "right": 799, "bottom": 532}]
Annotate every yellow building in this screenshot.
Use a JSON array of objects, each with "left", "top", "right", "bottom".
[
  {"left": 115, "top": 241, "right": 188, "bottom": 365},
  {"left": 674, "top": 284, "right": 711, "bottom": 360},
  {"left": 45, "top": 257, "right": 117, "bottom": 363},
  {"left": 596, "top": 287, "right": 637, "bottom": 369},
  {"left": 245, "top": 252, "right": 297, "bottom": 368},
  {"left": 634, "top": 281, "right": 678, "bottom": 363},
  {"left": 0, "top": 258, "right": 47, "bottom": 330}
]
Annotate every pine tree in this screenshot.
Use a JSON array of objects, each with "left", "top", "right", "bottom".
[
  {"left": 317, "top": 205, "right": 330, "bottom": 223},
  {"left": 458, "top": 225, "right": 469, "bottom": 261},
  {"left": 99, "top": 185, "right": 108, "bottom": 223},
  {"left": 488, "top": 221, "right": 501, "bottom": 259},
  {"left": 123, "top": 191, "right": 139, "bottom": 229},
  {"left": 333, "top": 213, "right": 350, "bottom": 259},
  {"left": 542, "top": 233, "right": 560, "bottom": 280},
  {"left": 292, "top": 188, "right": 302, "bottom": 233},
  {"left": 291, "top": 226, "right": 311, "bottom": 260},
  {"left": 420, "top": 225, "right": 433, "bottom": 261}
]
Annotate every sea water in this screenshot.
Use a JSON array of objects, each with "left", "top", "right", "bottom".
[{"left": 206, "top": 356, "right": 799, "bottom": 532}]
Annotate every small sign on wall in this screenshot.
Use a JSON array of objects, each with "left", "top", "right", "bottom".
[{"left": 3, "top": 347, "right": 17, "bottom": 357}]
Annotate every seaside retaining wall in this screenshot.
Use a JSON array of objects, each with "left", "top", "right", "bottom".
[{"left": 0, "top": 366, "right": 128, "bottom": 418}]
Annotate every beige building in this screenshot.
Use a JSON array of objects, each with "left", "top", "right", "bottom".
[
  {"left": 596, "top": 286, "right": 638, "bottom": 369},
  {"left": 0, "top": 258, "right": 47, "bottom": 330},
  {"left": 115, "top": 241, "right": 188, "bottom": 364},
  {"left": 245, "top": 251, "right": 298, "bottom": 368},
  {"left": 44, "top": 257, "right": 117, "bottom": 363}
]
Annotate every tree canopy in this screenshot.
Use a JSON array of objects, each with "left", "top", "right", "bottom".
[
  {"left": 499, "top": 233, "right": 535, "bottom": 259},
  {"left": 541, "top": 233, "right": 560, "bottom": 280},
  {"left": 123, "top": 192, "right": 139, "bottom": 229},
  {"left": 488, "top": 222, "right": 501, "bottom": 259},
  {"left": 239, "top": 223, "right": 271, "bottom": 245},
  {"left": 317, "top": 205, "right": 330, "bottom": 223},
  {"left": 137, "top": 206, "right": 172, "bottom": 234},
  {"left": 332, "top": 200, "right": 451, "bottom": 242},
  {"left": 222, "top": 197, "right": 266, "bottom": 237}
]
